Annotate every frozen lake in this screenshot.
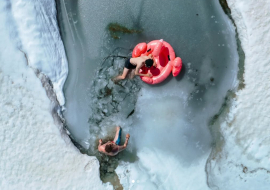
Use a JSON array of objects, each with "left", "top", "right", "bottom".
[
  {"left": 2, "top": 0, "right": 270, "bottom": 189},
  {"left": 57, "top": 0, "right": 239, "bottom": 189}
]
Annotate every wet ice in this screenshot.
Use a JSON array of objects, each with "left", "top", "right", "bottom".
[
  {"left": 57, "top": 0, "right": 239, "bottom": 189},
  {"left": 87, "top": 49, "right": 142, "bottom": 154}
]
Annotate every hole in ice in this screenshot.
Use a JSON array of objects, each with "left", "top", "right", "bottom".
[{"left": 57, "top": 0, "right": 241, "bottom": 188}]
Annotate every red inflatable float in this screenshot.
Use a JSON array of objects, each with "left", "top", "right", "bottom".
[{"left": 132, "top": 39, "right": 182, "bottom": 84}]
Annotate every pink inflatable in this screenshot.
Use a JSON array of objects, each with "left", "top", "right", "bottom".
[{"left": 132, "top": 40, "right": 182, "bottom": 84}]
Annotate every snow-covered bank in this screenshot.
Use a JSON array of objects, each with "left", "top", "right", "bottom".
[
  {"left": 9, "top": 0, "right": 68, "bottom": 105},
  {"left": 0, "top": 70, "right": 110, "bottom": 190},
  {"left": 0, "top": 0, "right": 111, "bottom": 189},
  {"left": 207, "top": 0, "right": 270, "bottom": 189}
]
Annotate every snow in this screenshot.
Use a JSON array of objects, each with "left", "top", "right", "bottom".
[
  {"left": 207, "top": 0, "right": 270, "bottom": 189},
  {"left": 1, "top": 0, "right": 270, "bottom": 189},
  {"left": 0, "top": 0, "right": 111, "bottom": 189},
  {"left": 10, "top": 0, "right": 68, "bottom": 106}
]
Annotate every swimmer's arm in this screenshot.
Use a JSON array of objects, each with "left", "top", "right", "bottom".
[
  {"left": 135, "top": 72, "right": 151, "bottom": 77},
  {"left": 118, "top": 134, "right": 130, "bottom": 152},
  {"left": 118, "top": 145, "right": 126, "bottom": 153},
  {"left": 135, "top": 65, "right": 152, "bottom": 77}
]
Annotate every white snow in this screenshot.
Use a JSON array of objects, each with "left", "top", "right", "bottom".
[
  {"left": 10, "top": 0, "right": 68, "bottom": 106},
  {"left": 0, "top": 0, "right": 111, "bottom": 189},
  {"left": 207, "top": 0, "right": 270, "bottom": 189},
  {"left": 1, "top": 0, "right": 270, "bottom": 189}
]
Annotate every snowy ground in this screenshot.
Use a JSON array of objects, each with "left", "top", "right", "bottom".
[
  {"left": 207, "top": 0, "right": 270, "bottom": 189},
  {"left": 0, "top": 0, "right": 110, "bottom": 189}
]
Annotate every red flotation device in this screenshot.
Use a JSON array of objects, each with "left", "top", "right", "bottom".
[{"left": 132, "top": 39, "right": 182, "bottom": 84}]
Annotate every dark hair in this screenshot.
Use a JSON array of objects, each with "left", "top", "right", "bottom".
[
  {"left": 145, "top": 59, "right": 154, "bottom": 68},
  {"left": 105, "top": 144, "right": 113, "bottom": 153}
]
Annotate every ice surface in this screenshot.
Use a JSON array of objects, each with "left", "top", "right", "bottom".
[
  {"left": 58, "top": 0, "right": 239, "bottom": 189},
  {"left": 206, "top": 0, "right": 270, "bottom": 189},
  {"left": 116, "top": 148, "right": 210, "bottom": 190},
  {"left": 59, "top": 0, "right": 239, "bottom": 145},
  {"left": 86, "top": 51, "right": 142, "bottom": 153},
  {"left": 0, "top": 0, "right": 111, "bottom": 189}
]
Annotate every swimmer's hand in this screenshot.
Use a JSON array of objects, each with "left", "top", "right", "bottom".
[
  {"left": 147, "top": 73, "right": 153, "bottom": 78},
  {"left": 124, "top": 134, "right": 130, "bottom": 148},
  {"left": 99, "top": 139, "right": 102, "bottom": 144}
]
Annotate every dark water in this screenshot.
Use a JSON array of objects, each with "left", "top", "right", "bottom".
[{"left": 56, "top": 0, "right": 238, "bottom": 189}]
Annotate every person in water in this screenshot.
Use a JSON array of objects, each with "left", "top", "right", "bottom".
[
  {"left": 114, "top": 54, "right": 157, "bottom": 81},
  {"left": 98, "top": 126, "right": 130, "bottom": 156}
]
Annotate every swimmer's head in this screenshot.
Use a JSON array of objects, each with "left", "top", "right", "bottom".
[
  {"left": 105, "top": 144, "right": 113, "bottom": 153},
  {"left": 145, "top": 59, "right": 154, "bottom": 68}
]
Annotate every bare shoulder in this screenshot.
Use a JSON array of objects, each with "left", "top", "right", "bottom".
[
  {"left": 98, "top": 144, "right": 105, "bottom": 152},
  {"left": 135, "top": 62, "right": 144, "bottom": 71}
]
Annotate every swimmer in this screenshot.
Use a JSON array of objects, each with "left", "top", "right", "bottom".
[
  {"left": 113, "top": 54, "right": 157, "bottom": 81},
  {"left": 98, "top": 126, "right": 130, "bottom": 156}
]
